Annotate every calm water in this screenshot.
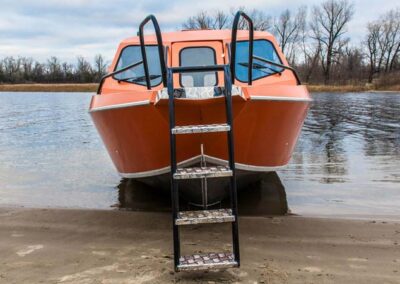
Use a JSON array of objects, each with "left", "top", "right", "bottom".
[{"left": 0, "top": 92, "right": 399, "bottom": 217}]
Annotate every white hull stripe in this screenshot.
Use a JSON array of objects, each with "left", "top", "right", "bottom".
[
  {"left": 119, "top": 155, "right": 287, "bottom": 178},
  {"left": 251, "top": 96, "right": 312, "bottom": 102},
  {"left": 89, "top": 100, "right": 150, "bottom": 113},
  {"left": 89, "top": 95, "right": 311, "bottom": 113}
]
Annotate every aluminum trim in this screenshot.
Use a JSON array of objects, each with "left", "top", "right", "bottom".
[
  {"left": 250, "top": 95, "right": 312, "bottom": 102},
  {"left": 119, "top": 154, "right": 287, "bottom": 178},
  {"left": 89, "top": 100, "right": 150, "bottom": 113}
]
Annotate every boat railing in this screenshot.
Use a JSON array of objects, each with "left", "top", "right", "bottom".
[
  {"left": 97, "top": 60, "right": 143, "bottom": 94},
  {"left": 138, "top": 15, "right": 167, "bottom": 89},
  {"left": 230, "top": 11, "right": 254, "bottom": 85}
]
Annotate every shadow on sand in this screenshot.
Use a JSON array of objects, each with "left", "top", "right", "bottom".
[{"left": 117, "top": 172, "right": 288, "bottom": 216}]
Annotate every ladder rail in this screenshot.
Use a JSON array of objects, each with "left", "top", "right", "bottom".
[
  {"left": 167, "top": 68, "right": 180, "bottom": 268},
  {"left": 223, "top": 65, "right": 240, "bottom": 265},
  {"left": 168, "top": 64, "right": 240, "bottom": 270}
]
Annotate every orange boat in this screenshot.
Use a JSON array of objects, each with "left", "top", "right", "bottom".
[
  {"left": 90, "top": 12, "right": 310, "bottom": 271},
  {"left": 89, "top": 14, "right": 310, "bottom": 205}
]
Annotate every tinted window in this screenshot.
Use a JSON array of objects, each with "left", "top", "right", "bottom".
[
  {"left": 114, "top": 45, "right": 162, "bottom": 87},
  {"left": 180, "top": 47, "right": 217, "bottom": 87},
  {"left": 234, "top": 40, "right": 283, "bottom": 82}
]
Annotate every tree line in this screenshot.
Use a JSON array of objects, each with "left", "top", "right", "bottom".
[
  {"left": 0, "top": 0, "right": 399, "bottom": 86},
  {"left": 0, "top": 55, "right": 107, "bottom": 84},
  {"left": 182, "top": 1, "right": 400, "bottom": 86}
]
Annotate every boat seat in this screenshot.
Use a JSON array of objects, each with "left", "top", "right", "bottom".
[{"left": 156, "top": 86, "right": 243, "bottom": 101}]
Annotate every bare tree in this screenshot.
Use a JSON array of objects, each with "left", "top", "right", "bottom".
[
  {"left": 364, "top": 8, "right": 400, "bottom": 82},
  {"left": 0, "top": 60, "right": 4, "bottom": 82},
  {"left": 182, "top": 10, "right": 230, "bottom": 30},
  {"left": 273, "top": 6, "right": 307, "bottom": 64},
  {"left": 76, "top": 56, "right": 93, "bottom": 83},
  {"left": 21, "top": 57, "right": 34, "bottom": 82},
  {"left": 381, "top": 9, "right": 400, "bottom": 72},
  {"left": 233, "top": 7, "right": 272, "bottom": 31},
  {"left": 310, "top": 0, "right": 354, "bottom": 84},
  {"left": 3, "top": 57, "right": 21, "bottom": 83},
  {"left": 32, "top": 62, "right": 45, "bottom": 82},
  {"left": 365, "top": 22, "right": 381, "bottom": 82},
  {"left": 61, "top": 62, "right": 74, "bottom": 82},
  {"left": 47, "top": 56, "right": 63, "bottom": 82},
  {"left": 93, "top": 54, "right": 107, "bottom": 81},
  {"left": 182, "top": 8, "right": 272, "bottom": 31}
]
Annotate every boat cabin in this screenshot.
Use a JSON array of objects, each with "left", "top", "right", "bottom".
[{"left": 98, "top": 16, "right": 301, "bottom": 95}]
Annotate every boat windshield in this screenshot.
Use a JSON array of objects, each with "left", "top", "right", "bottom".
[
  {"left": 113, "top": 45, "right": 162, "bottom": 87},
  {"left": 234, "top": 39, "right": 283, "bottom": 82}
]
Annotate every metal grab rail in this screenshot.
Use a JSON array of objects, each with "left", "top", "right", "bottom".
[
  {"left": 97, "top": 60, "right": 143, "bottom": 94},
  {"left": 138, "top": 15, "right": 167, "bottom": 90},
  {"left": 253, "top": 55, "right": 302, "bottom": 85},
  {"left": 230, "top": 11, "right": 254, "bottom": 85},
  {"left": 170, "top": 65, "right": 226, "bottom": 73}
]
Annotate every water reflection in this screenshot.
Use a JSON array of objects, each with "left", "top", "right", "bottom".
[
  {"left": 280, "top": 92, "right": 400, "bottom": 216},
  {"left": 0, "top": 92, "right": 399, "bottom": 216},
  {"left": 118, "top": 172, "right": 288, "bottom": 216}
]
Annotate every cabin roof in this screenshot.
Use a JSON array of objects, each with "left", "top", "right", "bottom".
[{"left": 120, "top": 29, "right": 274, "bottom": 45}]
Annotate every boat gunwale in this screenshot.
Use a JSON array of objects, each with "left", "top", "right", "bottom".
[{"left": 89, "top": 95, "right": 312, "bottom": 113}]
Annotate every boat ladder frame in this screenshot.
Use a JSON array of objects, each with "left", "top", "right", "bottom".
[{"left": 133, "top": 10, "right": 258, "bottom": 273}]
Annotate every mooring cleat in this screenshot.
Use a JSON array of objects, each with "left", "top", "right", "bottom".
[
  {"left": 177, "top": 252, "right": 238, "bottom": 271},
  {"left": 174, "top": 166, "right": 232, "bottom": 179},
  {"left": 172, "top": 124, "right": 230, "bottom": 134},
  {"left": 176, "top": 209, "right": 235, "bottom": 225}
]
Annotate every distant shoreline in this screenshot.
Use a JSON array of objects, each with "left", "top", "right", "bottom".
[{"left": 0, "top": 83, "right": 399, "bottom": 93}]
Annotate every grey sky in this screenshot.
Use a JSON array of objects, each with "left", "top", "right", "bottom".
[{"left": 0, "top": 0, "right": 398, "bottom": 63}]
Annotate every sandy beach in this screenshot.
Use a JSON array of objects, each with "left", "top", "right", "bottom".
[{"left": 0, "top": 207, "right": 399, "bottom": 284}]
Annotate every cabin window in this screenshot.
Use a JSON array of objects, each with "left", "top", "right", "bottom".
[
  {"left": 234, "top": 39, "right": 283, "bottom": 82},
  {"left": 113, "top": 45, "right": 162, "bottom": 87},
  {"left": 179, "top": 47, "right": 217, "bottom": 87}
]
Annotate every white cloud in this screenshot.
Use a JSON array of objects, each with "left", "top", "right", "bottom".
[{"left": 0, "top": 0, "right": 398, "bottom": 62}]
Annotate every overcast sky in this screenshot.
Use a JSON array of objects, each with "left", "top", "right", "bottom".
[{"left": 0, "top": 0, "right": 398, "bottom": 63}]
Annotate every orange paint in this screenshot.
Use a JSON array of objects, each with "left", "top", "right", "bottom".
[{"left": 89, "top": 30, "right": 311, "bottom": 177}]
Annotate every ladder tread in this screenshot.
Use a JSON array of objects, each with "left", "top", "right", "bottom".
[
  {"left": 176, "top": 209, "right": 234, "bottom": 225},
  {"left": 172, "top": 124, "right": 230, "bottom": 134},
  {"left": 178, "top": 252, "right": 237, "bottom": 271},
  {"left": 174, "top": 166, "right": 232, "bottom": 179}
]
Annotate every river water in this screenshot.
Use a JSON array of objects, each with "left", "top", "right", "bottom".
[{"left": 0, "top": 92, "right": 399, "bottom": 218}]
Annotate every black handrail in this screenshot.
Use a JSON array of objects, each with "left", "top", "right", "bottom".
[
  {"left": 97, "top": 60, "right": 143, "bottom": 94},
  {"left": 253, "top": 55, "right": 302, "bottom": 85},
  {"left": 138, "top": 15, "right": 167, "bottom": 90},
  {"left": 230, "top": 11, "right": 254, "bottom": 85},
  {"left": 170, "top": 65, "right": 226, "bottom": 73}
]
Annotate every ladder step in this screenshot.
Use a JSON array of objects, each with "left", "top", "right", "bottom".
[
  {"left": 172, "top": 124, "right": 230, "bottom": 134},
  {"left": 178, "top": 252, "right": 237, "bottom": 271},
  {"left": 176, "top": 209, "right": 234, "bottom": 225},
  {"left": 174, "top": 166, "right": 232, "bottom": 179}
]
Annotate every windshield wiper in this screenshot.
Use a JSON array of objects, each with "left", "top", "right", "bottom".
[
  {"left": 118, "top": 74, "right": 161, "bottom": 83},
  {"left": 238, "top": 62, "right": 282, "bottom": 75},
  {"left": 97, "top": 60, "right": 143, "bottom": 94}
]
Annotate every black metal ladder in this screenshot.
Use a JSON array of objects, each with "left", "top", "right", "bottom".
[
  {"left": 167, "top": 65, "right": 240, "bottom": 271},
  {"left": 134, "top": 11, "right": 260, "bottom": 272}
]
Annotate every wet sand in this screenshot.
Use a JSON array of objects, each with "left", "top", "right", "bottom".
[{"left": 0, "top": 208, "right": 399, "bottom": 283}]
